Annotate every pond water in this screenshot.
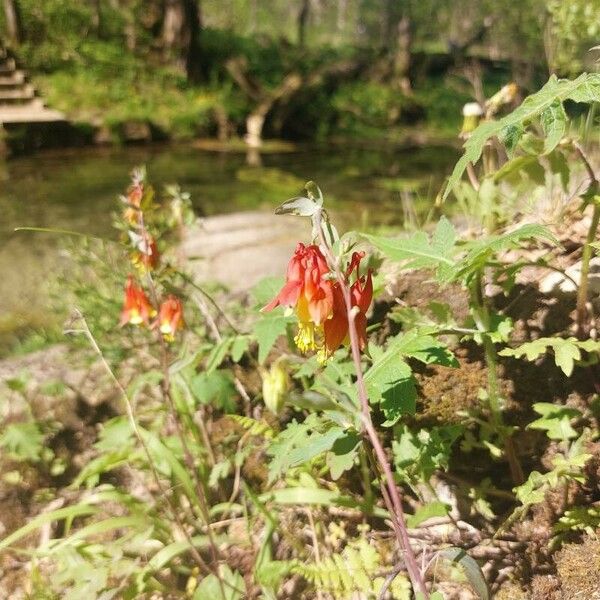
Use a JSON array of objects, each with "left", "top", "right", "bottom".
[{"left": 0, "top": 142, "right": 459, "bottom": 352}]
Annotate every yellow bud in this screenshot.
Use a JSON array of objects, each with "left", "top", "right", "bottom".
[{"left": 261, "top": 359, "right": 290, "bottom": 415}]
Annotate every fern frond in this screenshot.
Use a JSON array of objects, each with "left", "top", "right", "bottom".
[
  {"left": 229, "top": 414, "right": 274, "bottom": 439},
  {"left": 293, "top": 538, "right": 411, "bottom": 599}
]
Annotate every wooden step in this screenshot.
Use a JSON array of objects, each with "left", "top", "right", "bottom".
[
  {"left": 0, "top": 85, "right": 36, "bottom": 105},
  {"left": 0, "top": 58, "right": 16, "bottom": 74},
  {"left": 0, "top": 71, "right": 26, "bottom": 87},
  {"left": 0, "top": 104, "right": 65, "bottom": 124}
]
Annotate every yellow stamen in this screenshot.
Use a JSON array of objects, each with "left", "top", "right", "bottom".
[
  {"left": 294, "top": 321, "right": 325, "bottom": 355},
  {"left": 316, "top": 347, "right": 330, "bottom": 365},
  {"left": 294, "top": 321, "right": 317, "bottom": 353},
  {"left": 129, "top": 310, "right": 142, "bottom": 325}
]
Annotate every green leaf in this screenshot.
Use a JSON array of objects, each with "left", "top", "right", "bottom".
[
  {"left": 493, "top": 155, "right": 543, "bottom": 184},
  {"left": 70, "top": 449, "right": 133, "bottom": 489},
  {"left": 548, "top": 150, "right": 570, "bottom": 189},
  {"left": 45, "top": 516, "right": 146, "bottom": 553},
  {"left": 444, "top": 73, "right": 600, "bottom": 198},
  {"left": 439, "top": 547, "right": 490, "bottom": 600},
  {"left": 139, "top": 429, "right": 201, "bottom": 509},
  {"left": 327, "top": 432, "right": 361, "bottom": 480},
  {"left": 554, "top": 343, "right": 580, "bottom": 378},
  {"left": 406, "top": 501, "right": 449, "bottom": 528},
  {"left": 364, "top": 217, "right": 457, "bottom": 279},
  {"left": 514, "top": 470, "right": 548, "bottom": 506},
  {"left": 230, "top": 335, "right": 251, "bottom": 362},
  {"left": 254, "top": 311, "right": 294, "bottom": 364},
  {"left": 0, "top": 504, "right": 98, "bottom": 552},
  {"left": 94, "top": 416, "right": 134, "bottom": 453},
  {"left": 287, "top": 427, "right": 346, "bottom": 468},
  {"left": 0, "top": 422, "right": 44, "bottom": 462},
  {"left": 499, "top": 123, "right": 524, "bottom": 155},
  {"left": 364, "top": 330, "right": 455, "bottom": 426},
  {"left": 195, "top": 565, "right": 245, "bottom": 600},
  {"left": 389, "top": 329, "right": 458, "bottom": 367},
  {"left": 262, "top": 487, "right": 349, "bottom": 506},
  {"left": 393, "top": 424, "right": 463, "bottom": 483},
  {"left": 528, "top": 403, "right": 581, "bottom": 441},
  {"left": 540, "top": 100, "right": 567, "bottom": 154},
  {"left": 190, "top": 370, "right": 237, "bottom": 411},
  {"left": 267, "top": 415, "right": 350, "bottom": 482},
  {"left": 257, "top": 560, "right": 296, "bottom": 590},
  {"left": 499, "top": 337, "right": 599, "bottom": 376},
  {"left": 251, "top": 276, "right": 286, "bottom": 306},
  {"left": 205, "top": 338, "right": 234, "bottom": 373},
  {"left": 142, "top": 535, "right": 211, "bottom": 575},
  {"left": 454, "top": 224, "right": 557, "bottom": 281},
  {"left": 364, "top": 347, "right": 415, "bottom": 426}
]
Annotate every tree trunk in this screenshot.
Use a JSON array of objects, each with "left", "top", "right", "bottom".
[
  {"left": 3, "top": 0, "right": 23, "bottom": 46},
  {"left": 90, "top": 0, "right": 102, "bottom": 36},
  {"left": 336, "top": 0, "right": 347, "bottom": 33},
  {"left": 298, "top": 0, "right": 310, "bottom": 47},
  {"left": 162, "top": 0, "right": 202, "bottom": 80},
  {"left": 245, "top": 73, "right": 303, "bottom": 147},
  {"left": 249, "top": 0, "right": 258, "bottom": 34},
  {"left": 391, "top": 15, "right": 412, "bottom": 92}
]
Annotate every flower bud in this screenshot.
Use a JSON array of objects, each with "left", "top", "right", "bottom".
[{"left": 261, "top": 359, "right": 289, "bottom": 415}]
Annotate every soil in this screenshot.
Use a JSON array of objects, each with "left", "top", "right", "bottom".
[{"left": 2, "top": 214, "right": 600, "bottom": 598}]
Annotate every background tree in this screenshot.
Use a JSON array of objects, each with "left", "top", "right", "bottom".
[
  {"left": 2, "top": 0, "right": 23, "bottom": 45},
  {"left": 162, "top": 0, "right": 202, "bottom": 80}
]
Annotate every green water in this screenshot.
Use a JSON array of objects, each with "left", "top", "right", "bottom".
[{"left": 0, "top": 142, "right": 458, "bottom": 352}]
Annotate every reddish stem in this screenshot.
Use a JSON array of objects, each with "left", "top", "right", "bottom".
[{"left": 315, "top": 210, "right": 428, "bottom": 598}]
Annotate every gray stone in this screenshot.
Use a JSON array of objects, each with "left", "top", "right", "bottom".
[{"left": 181, "top": 210, "right": 305, "bottom": 291}]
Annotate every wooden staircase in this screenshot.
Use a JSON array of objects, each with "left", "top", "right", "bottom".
[{"left": 0, "top": 44, "right": 64, "bottom": 124}]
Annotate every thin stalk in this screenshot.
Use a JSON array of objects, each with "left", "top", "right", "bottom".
[
  {"left": 470, "top": 273, "right": 524, "bottom": 485},
  {"left": 574, "top": 141, "right": 600, "bottom": 338},
  {"left": 71, "top": 311, "right": 211, "bottom": 575},
  {"left": 359, "top": 447, "right": 375, "bottom": 513},
  {"left": 306, "top": 508, "right": 324, "bottom": 600},
  {"left": 137, "top": 213, "right": 226, "bottom": 597},
  {"left": 148, "top": 276, "right": 226, "bottom": 598},
  {"left": 576, "top": 203, "right": 600, "bottom": 337},
  {"left": 315, "top": 210, "right": 428, "bottom": 598}
]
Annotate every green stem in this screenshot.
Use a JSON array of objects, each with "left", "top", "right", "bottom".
[
  {"left": 576, "top": 203, "right": 600, "bottom": 337},
  {"left": 482, "top": 335, "right": 501, "bottom": 421},
  {"left": 359, "top": 447, "right": 375, "bottom": 513},
  {"left": 470, "top": 271, "right": 524, "bottom": 484}
]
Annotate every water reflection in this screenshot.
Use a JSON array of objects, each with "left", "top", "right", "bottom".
[{"left": 0, "top": 142, "right": 458, "bottom": 347}]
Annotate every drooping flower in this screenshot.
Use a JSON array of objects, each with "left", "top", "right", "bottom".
[
  {"left": 264, "top": 245, "right": 373, "bottom": 360},
  {"left": 120, "top": 276, "right": 155, "bottom": 326},
  {"left": 130, "top": 231, "right": 160, "bottom": 271},
  {"left": 263, "top": 243, "right": 334, "bottom": 353},
  {"left": 155, "top": 295, "right": 184, "bottom": 341},
  {"left": 323, "top": 252, "right": 373, "bottom": 355},
  {"left": 123, "top": 181, "right": 144, "bottom": 225}
]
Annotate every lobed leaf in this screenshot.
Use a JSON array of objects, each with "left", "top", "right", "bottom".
[{"left": 444, "top": 73, "right": 600, "bottom": 198}]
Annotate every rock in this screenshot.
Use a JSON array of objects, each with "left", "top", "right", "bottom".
[
  {"left": 93, "top": 124, "right": 113, "bottom": 145},
  {"left": 118, "top": 120, "right": 152, "bottom": 144},
  {"left": 539, "top": 257, "right": 600, "bottom": 295},
  {"left": 181, "top": 210, "right": 303, "bottom": 292}
]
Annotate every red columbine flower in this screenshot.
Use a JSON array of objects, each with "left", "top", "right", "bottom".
[
  {"left": 131, "top": 232, "right": 160, "bottom": 272},
  {"left": 263, "top": 243, "right": 334, "bottom": 353},
  {"left": 323, "top": 252, "right": 373, "bottom": 355},
  {"left": 155, "top": 295, "right": 184, "bottom": 341},
  {"left": 264, "top": 246, "right": 373, "bottom": 360},
  {"left": 120, "top": 276, "right": 155, "bottom": 326},
  {"left": 123, "top": 181, "right": 144, "bottom": 225}
]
